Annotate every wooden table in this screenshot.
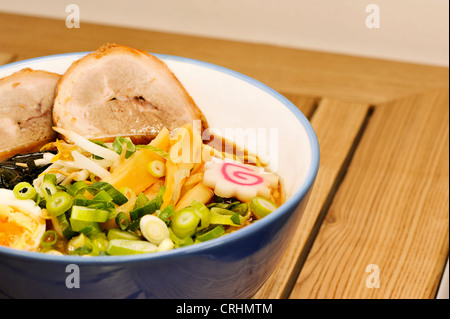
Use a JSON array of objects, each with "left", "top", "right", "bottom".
[{"left": 1, "top": 12, "right": 448, "bottom": 299}]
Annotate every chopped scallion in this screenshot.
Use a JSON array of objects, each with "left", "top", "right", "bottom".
[
  {"left": 66, "top": 181, "right": 88, "bottom": 197},
  {"left": 70, "top": 218, "right": 101, "bottom": 236},
  {"left": 41, "top": 174, "right": 58, "bottom": 201},
  {"left": 250, "top": 196, "right": 278, "bottom": 219},
  {"left": 113, "top": 136, "right": 136, "bottom": 159},
  {"left": 157, "top": 237, "right": 175, "bottom": 252},
  {"left": 170, "top": 208, "right": 200, "bottom": 239},
  {"left": 115, "top": 212, "right": 130, "bottom": 231},
  {"left": 87, "top": 181, "right": 128, "bottom": 206},
  {"left": 40, "top": 230, "right": 57, "bottom": 247},
  {"left": 158, "top": 204, "right": 175, "bottom": 224},
  {"left": 147, "top": 160, "right": 166, "bottom": 178},
  {"left": 106, "top": 239, "right": 158, "bottom": 255},
  {"left": 107, "top": 228, "right": 141, "bottom": 241},
  {"left": 92, "top": 190, "right": 113, "bottom": 202},
  {"left": 71, "top": 205, "right": 110, "bottom": 223},
  {"left": 13, "top": 182, "right": 37, "bottom": 200},
  {"left": 190, "top": 200, "right": 211, "bottom": 230},
  {"left": 46, "top": 191, "right": 73, "bottom": 216},
  {"left": 136, "top": 144, "right": 170, "bottom": 159},
  {"left": 195, "top": 225, "right": 225, "bottom": 242},
  {"left": 140, "top": 214, "right": 170, "bottom": 246},
  {"left": 209, "top": 208, "right": 242, "bottom": 226}
]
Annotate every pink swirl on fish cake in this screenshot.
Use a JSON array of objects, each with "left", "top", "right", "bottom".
[{"left": 221, "top": 163, "right": 263, "bottom": 186}]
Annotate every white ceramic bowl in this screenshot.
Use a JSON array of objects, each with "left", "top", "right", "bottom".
[{"left": 0, "top": 53, "right": 319, "bottom": 299}]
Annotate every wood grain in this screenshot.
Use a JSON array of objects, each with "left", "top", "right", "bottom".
[
  {"left": 0, "top": 12, "right": 447, "bottom": 105},
  {"left": 290, "top": 89, "right": 449, "bottom": 298},
  {"left": 0, "top": 12, "right": 448, "bottom": 299},
  {"left": 254, "top": 98, "right": 371, "bottom": 298}
]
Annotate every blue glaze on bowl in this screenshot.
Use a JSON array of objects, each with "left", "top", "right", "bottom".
[{"left": 0, "top": 53, "right": 319, "bottom": 299}]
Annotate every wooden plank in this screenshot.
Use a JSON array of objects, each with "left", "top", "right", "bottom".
[
  {"left": 0, "top": 13, "right": 447, "bottom": 106},
  {"left": 290, "top": 88, "right": 449, "bottom": 299},
  {"left": 254, "top": 98, "right": 371, "bottom": 298}
]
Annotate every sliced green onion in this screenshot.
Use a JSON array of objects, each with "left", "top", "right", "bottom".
[
  {"left": 170, "top": 208, "right": 200, "bottom": 239},
  {"left": 71, "top": 243, "right": 97, "bottom": 256},
  {"left": 71, "top": 205, "right": 110, "bottom": 222},
  {"left": 40, "top": 230, "right": 57, "bottom": 247},
  {"left": 210, "top": 207, "right": 234, "bottom": 215},
  {"left": 207, "top": 202, "right": 229, "bottom": 209},
  {"left": 90, "top": 233, "right": 109, "bottom": 253},
  {"left": 13, "top": 182, "right": 37, "bottom": 200},
  {"left": 107, "top": 228, "right": 141, "bottom": 241},
  {"left": 41, "top": 174, "right": 58, "bottom": 201},
  {"left": 115, "top": 212, "right": 130, "bottom": 230},
  {"left": 46, "top": 191, "right": 73, "bottom": 216},
  {"left": 250, "top": 196, "right": 278, "bottom": 219},
  {"left": 136, "top": 144, "right": 170, "bottom": 160},
  {"left": 126, "top": 219, "right": 141, "bottom": 232},
  {"left": 67, "top": 233, "right": 91, "bottom": 255},
  {"left": 43, "top": 173, "right": 57, "bottom": 185},
  {"left": 129, "top": 186, "right": 165, "bottom": 221},
  {"left": 66, "top": 181, "right": 88, "bottom": 197},
  {"left": 113, "top": 136, "right": 136, "bottom": 159},
  {"left": 157, "top": 237, "right": 175, "bottom": 252},
  {"left": 209, "top": 208, "right": 242, "bottom": 226},
  {"left": 51, "top": 212, "right": 76, "bottom": 239},
  {"left": 232, "top": 203, "right": 249, "bottom": 216},
  {"left": 92, "top": 190, "right": 113, "bottom": 202},
  {"left": 134, "top": 192, "right": 149, "bottom": 209},
  {"left": 87, "top": 181, "right": 128, "bottom": 206},
  {"left": 169, "top": 228, "right": 194, "bottom": 248},
  {"left": 129, "top": 203, "right": 157, "bottom": 221},
  {"left": 195, "top": 225, "right": 225, "bottom": 242},
  {"left": 190, "top": 200, "right": 211, "bottom": 230},
  {"left": 73, "top": 197, "right": 115, "bottom": 211},
  {"left": 158, "top": 204, "right": 175, "bottom": 224},
  {"left": 106, "top": 239, "right": 158, "bottom": 255},
  {"left": 70, "top": 218, "right": 101, "bottom": 236},
  {"left": 140, "top": 214, "right": 170, "bottom": 246},
  {"left": 147, "top": 160, "right": 166, "bottom": 178},
  {"left": 230, "top": 212, "right": 241, "bottom": 225}
]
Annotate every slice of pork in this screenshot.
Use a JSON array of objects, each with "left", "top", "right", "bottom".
[
  {"left": 53, "top": 44, "right": 207, "bottom": 143},
  {"left": 0, "top": 68, "right": 60, "bottom": 162}
]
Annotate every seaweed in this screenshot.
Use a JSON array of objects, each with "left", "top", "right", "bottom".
[{"left": 0, "top": 152, "right": 53, "bottom": 190}]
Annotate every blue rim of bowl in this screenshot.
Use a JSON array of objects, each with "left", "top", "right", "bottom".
[{"left": 0, "top": 52, "right": 320, "bottom": 264}]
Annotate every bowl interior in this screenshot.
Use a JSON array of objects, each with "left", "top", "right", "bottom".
[
  {"left": 0, "top": 53, "right": 319, "bottom": 269},
  {"left": 0, "top": 53, "right": 315, "bottom": 202}
]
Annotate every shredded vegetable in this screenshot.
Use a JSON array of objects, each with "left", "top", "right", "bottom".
[{"left": 2, "top": 123, "right": 283, "bottom": 256}]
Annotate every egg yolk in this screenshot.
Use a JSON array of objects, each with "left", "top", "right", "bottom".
[{"left": 0, "top": 204, "right": 44, "bottom": 251}]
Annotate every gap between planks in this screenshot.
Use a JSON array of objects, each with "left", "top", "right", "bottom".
[{"left": 254, "top": 96, "right": 373, "bottom": 299}]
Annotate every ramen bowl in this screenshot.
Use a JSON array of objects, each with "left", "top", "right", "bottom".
[{"left": 0, "top": 53, "right": 319, "bottom": 299}]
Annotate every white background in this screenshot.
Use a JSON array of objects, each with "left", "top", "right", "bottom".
[{"left": 0, "top": 0, "right": 448, "bottom": 66}]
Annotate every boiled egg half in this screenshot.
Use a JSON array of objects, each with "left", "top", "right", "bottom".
[{"left": 0, "top": 189, "right": 46, "bottom": 251}]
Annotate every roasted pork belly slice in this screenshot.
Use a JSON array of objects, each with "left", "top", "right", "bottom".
[
  {"left": 0, "top": 68, "right": 60, "bottom": 162},
  {"left": 53, "top": 44, "right": 207, "bottom": 143}
]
